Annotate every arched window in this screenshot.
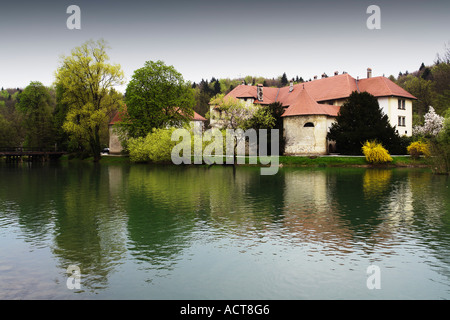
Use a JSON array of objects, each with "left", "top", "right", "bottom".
[{"left": 304, "top": 122, "right": 314, "bottom": 127}]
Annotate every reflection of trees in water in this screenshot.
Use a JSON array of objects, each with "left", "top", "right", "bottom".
[
  {"left": 51, "top": 163, "right": 129, "bottom": 292},
  {"left": 124, "top": 165, "right": 286, "bottom": 276},
  {"left": 406, "top": 171, "right": 450, "bottom": 279},
  {"left": 0, "top": 163, "right": 59, "bottom": 248},
  {"left": 2, "top": 163, "right": 450, "bottom": 294}
]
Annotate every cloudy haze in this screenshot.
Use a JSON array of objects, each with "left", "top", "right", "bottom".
[{"left": 1, "top": 0, "right": 449, "bottom": 92}]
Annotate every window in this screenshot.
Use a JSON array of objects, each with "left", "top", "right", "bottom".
[
  {"left": 398, "top": 116, "right": 406, "bottom": 127},
  {"left": 304, "top": 122, "right": 314, "bottom": 127},
  {"left": 398, "top": 99, "right": 406, "bottom": 110}
]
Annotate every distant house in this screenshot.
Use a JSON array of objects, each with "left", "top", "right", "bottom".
[
  {"left": 210, "top": 69, "right": 417, "bottom": 155},
  {"left": 108, "top": 107, "right": 207, "bottom": 155}
]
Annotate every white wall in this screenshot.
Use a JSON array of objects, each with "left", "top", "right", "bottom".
[{"left": 378, "top": 97, "right": 413, "bottom": 136}]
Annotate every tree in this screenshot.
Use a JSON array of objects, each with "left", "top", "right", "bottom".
[
  {"left": 413, "top": 106, "right": 444, "bottom": 136},
  {"left": 327, "top": 91, "right": 401, "bottom": 155},
  {"left": 0, "top": 114, "right": 17, "bottom": 147},
  {"left": 122, "top": 60, "right": 195, "bottom": 138},
  {"left": 16, "top": 81, "right": 56, "bottom": 148},
  {"left": 280, "top": 73, "right": 288, "bottom": 87},
  {"left": 213, "top": 80, "right": 221, "bottom": 95},
  {"left": 54, "top": 39, "right": 124, "bottom": 162},
  {"left": 427, "top": 114, "right": 450, "bottom": 174},
  {"left": 430, "top": 62, "right": 450, "bottom": 114},
  {"left": 399, "top": 75, "right": 434, "bottom": 117},
  {"left": 209, "top": 94, "right": 255, "bottom": 130}
]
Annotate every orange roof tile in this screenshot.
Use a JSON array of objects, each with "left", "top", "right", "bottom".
[
  {"left": 281, "top": 88, "right": 340, "bottom": 117},
  {"left": 358, "top": 76, "right": 417, "bottom": 99},
  {"left": 301, "top": 74, "right": 359, "bottom": 102},
  {"left": 219, "top": 73, "right": 416, "bottom": 117}
]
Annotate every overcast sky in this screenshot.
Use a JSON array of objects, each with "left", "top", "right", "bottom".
[{"left": 1, "top": 0, "right": 449, "bottom": 92}]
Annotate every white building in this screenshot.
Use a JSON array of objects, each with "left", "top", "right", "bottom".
[{"left": 210, "top": 69, "right": 416, "bottom": 155}]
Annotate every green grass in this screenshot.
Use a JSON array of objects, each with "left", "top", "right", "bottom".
[{"left": 58, "top": 154, "right": 430, "bottom": 168}]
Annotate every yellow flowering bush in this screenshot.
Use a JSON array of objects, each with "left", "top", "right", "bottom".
[
  {"left": 407, "top": 141, "right": 430, "bottom": 159},
  {"left": 362, "top": 141, "right": 393, "bottom": 164}
]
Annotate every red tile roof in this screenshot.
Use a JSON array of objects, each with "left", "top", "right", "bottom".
[
  {"left": 281, "top": 87, "right": 340, "bottom": 117},
  {"left": 176, "top": 108, "right": 207, "bottom": 121},
  {"left": 109, "top": 109, "right": 126, "bottom": 125},
  {"left": 358, "top": 76, "right": 417, "bottom": 99},
  {"left": 223, "top": 73, "right": 416, "bottom": 117}
]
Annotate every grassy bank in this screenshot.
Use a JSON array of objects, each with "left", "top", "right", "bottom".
[
  {"left": 59, "top": 154, "right": 430, "bottom": 168},
  {"left": 278, "top": 155, "right": 429, "bottom": 167}
]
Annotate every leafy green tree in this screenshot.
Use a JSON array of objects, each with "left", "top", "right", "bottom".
[
  {"left": 0, "top": 114, "right": 17, "bottom": 147},
  {"left": 122, "top": 60, "right": 195, "bottom": 138},
  {"left": 327, "top": 91, "right": 401, "bottom": 155},
  {"left": 399, "top": 75, "right": 434, "bottom": 117},
  {"left": 428, "top": 115, "right": 450, "bottom": 174},
  {"left": 209, "top": 94, "right": 255, "bottom": 130},
  {"left": 16, "top": 81, "right": 56, "bottom": 149},
  {"left": 54, "top": 39, "right": 124, "bottom": 162},
  {"left": 431, "top": 62, "right": 450, "bottom": 115},
  {"left": 52, "top": 83, "right": 72, "bottom": 152}
]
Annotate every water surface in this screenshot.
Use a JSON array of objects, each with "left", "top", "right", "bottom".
[{"left": 0, "top": 162, "right": 449, "bottom": 299}]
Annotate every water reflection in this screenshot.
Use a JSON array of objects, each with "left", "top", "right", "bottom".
[{"left": 0, "top": 162, "right": 449, "bottom": 299}]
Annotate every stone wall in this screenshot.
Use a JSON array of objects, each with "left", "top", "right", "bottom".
[
  {"left": 109, "top": 125, "right": 123, "bottom": 155},
  {"left": 283, "top": 115, "right": 331, "bottom": 155}
]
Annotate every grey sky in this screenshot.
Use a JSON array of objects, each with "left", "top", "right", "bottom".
[{"left": 0, "top": 0, "right": 449, "bottom": 92}]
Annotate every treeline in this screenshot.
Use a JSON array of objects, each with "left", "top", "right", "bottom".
[
  {"left": 392, "top": 44, "right": 450, "bottom": 122},
  {"left": 0, "top": 84, "right": 115, "bottom": 152}
]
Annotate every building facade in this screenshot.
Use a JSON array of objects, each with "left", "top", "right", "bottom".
[{"left": 210, "top": 69, "right": 416, "bottom": 155}]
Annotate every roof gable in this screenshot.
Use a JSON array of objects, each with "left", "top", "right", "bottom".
[{"left": 281, "top": 88, "right": 340, "bottom": 117}]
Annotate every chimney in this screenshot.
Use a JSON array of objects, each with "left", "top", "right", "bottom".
[
  {"left": 257, "top": 84, "right": 263, "bottom": 101},
  {"left": 289, "top": 79, "right": 294, "bottom": 92},
  {"left": 367, "top": 68, "right": 372, "bottom": 78}
]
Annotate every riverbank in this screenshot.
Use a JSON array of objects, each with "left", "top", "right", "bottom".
[{"left": 59, "top": 154, "right": 430, "bottom": 168}]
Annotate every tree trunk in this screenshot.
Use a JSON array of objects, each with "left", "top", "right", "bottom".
[{"left": 90, "top": 127, "right": 102, "bottom": 162}]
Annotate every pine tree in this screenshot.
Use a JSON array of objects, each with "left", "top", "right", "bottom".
[
  {"left": 280, "top": 73, "right": 288, "bottom": 87},
  {"left": 327, "top": 92, "right": 402, "bottom": 155}
]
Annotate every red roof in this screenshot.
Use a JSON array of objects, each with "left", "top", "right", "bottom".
[
  {"left": 223, "top": 73, "right": 416, "bottom": 117},
  {"left": 358, "top": 76, "right": 417, "bottom": 99},
  {"left": 281, "top": 88, "right": 340, "bottom": 117},
  {"left": 176, "top": 108, "right": 207, "bottom": 121},
  {"left": 109, "top": 109, "right": 126, "bottom": 125}
]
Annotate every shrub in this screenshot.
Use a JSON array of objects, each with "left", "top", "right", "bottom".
[
  {"left": 407, "top": 141, "right": 431, "bottom": 159},
  {"left": 128, "top": 136, "right": 150, "bottom": 162},
  {"left": 128, "top": 128, "right": 178, "bottom": 163},
  {"left": 362, "top": 141, "right": 393, "bottom": 164}
]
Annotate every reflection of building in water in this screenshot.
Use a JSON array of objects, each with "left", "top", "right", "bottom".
[
  {"left": 381, "top": 177, "right": 414, "bottom": 227},
  {"left": 108, "top": 164, "right": 125, "bottom": 196}
]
